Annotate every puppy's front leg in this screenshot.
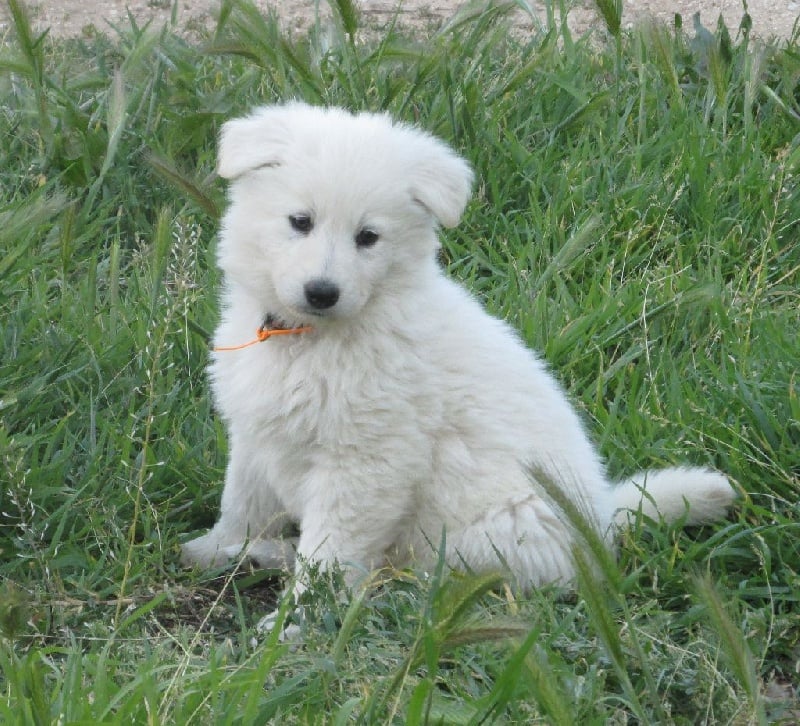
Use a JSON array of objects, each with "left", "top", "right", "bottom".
[
  {"left": 182, "top": 439, "right": 293, "bottom": 569},
  {"left": 255, "top": 519, "right": 381, "bottom": 638},
  {"left": 291, "top": 506, "right": 385, "bottom": 590},
  {"left": 257, "top": 472, "right": 410, "bottom": 637},
  {"left": 254, "top": 513, "right": 381, "bottom": 638}
]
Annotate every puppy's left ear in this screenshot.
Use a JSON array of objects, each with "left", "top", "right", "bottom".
[
  {"left": 217, "top": 105, "right": 297, "bottom": 180},
  {"left": 217, "top": 117, "right": 275, "bottom": 180},
  {"left": 409, "top": 137, "right": 474, "bottom": 228}
]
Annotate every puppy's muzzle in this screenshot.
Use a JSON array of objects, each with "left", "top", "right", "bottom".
[{"left": 304, "top": 279, "right": 340, "bottom": 310}]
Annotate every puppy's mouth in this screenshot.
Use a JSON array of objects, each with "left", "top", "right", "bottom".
[
  {"left": 285, "top": 306, "right": 340, "bottom": 322},
  {"left": 263, "top": 312, "right": 311, "bottom": 330}
]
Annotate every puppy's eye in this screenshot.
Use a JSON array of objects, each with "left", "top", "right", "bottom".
[
  {"left": 289, "top": 214, "right": 313, "bottom": 233},
  {"left": 355, "top": 228, "right": 379, "bottom": 248}
]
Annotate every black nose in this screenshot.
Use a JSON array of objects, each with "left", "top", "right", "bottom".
[{"left": 304, "top": 279, "right": 340, "bottom": 310}]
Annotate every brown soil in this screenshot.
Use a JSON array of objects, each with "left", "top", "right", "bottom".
[{"left": 2, "top": 0, "right": 798, "bottom": 43}]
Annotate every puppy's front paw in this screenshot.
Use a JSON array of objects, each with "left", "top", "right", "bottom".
[
  {"left": 181, "top": 534, "right": 297, "bottom": 570},
  {"left": 181, "top": 533, "right": 244, "bottom": 568},
  {"left": 257, "top": 607, "right": 303, "bottom": 641}
]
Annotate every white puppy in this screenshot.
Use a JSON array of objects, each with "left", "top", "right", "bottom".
[{"left": 182, "top": 102, "right": 736, "bottom": 601}]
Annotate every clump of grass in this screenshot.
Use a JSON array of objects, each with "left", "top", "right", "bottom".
[{"left": 1, "top": 0, "right": 798, "bottom": 721}]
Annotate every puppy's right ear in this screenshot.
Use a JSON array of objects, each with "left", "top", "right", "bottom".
[
  {"left": 406, "top": 133, "right": 474, "bottom": 229},
  {"left": 409, "top": 145, "right": 473, "bottom": 228},
  {"left": 216, "top": 109, "right": 289, "bottom": 180}
]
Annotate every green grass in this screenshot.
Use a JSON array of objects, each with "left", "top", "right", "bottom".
[{"left": 1, "top": 0, "right": 799, "bottom": 721}]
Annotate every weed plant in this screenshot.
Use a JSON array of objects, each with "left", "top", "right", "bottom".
[{"left": 1, "top": 0, "right": 798, "bottom": 722}]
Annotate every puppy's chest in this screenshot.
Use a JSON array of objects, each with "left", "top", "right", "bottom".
[
  {"left": 221, "top": 341, "right": 430, "bottom": 448},
  {"left": 269, "top": 371, "right": 370, "bottom": 446}
]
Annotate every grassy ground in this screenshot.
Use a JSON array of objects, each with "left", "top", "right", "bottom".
[{"left": 1, "top": 0, "right": 798, "bottom": 722}]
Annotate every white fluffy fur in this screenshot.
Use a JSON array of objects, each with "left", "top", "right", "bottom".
[{"left": 182, "top": 102, "right": 737, "bottom": 596}]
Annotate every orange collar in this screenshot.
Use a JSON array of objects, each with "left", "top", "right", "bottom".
[{"left": 213, "top": 316, "right": 312, "bottom": 352}]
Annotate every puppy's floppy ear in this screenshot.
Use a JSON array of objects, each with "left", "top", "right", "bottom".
[
  {"left": 408, "top": 135, "right": 474, "bottom": 228},
  {"left": 216, "top": 106, "right": 294, "bottom": 180}
]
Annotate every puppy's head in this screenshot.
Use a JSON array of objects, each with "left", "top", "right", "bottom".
[{"left": 216, "top": 102, "right": 473, "bottom": 324}]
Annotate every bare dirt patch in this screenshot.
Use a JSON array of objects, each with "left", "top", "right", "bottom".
[{"left": 3, "top": 0, "right": 799, "bottom": 43}]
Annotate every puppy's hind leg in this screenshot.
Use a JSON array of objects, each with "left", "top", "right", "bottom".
[{"left": 442, "top": 494, "right": 589, "bottom": 590}]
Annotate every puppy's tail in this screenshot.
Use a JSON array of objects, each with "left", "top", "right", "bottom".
[{"left": 612, "top": 467, "right": 737, "bottom": 527}]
